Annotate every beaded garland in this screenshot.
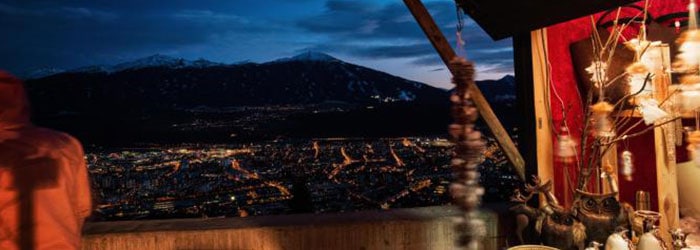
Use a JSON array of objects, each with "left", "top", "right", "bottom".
[{"left": 448, "top": 57, "right": 487, "bottom": 249}]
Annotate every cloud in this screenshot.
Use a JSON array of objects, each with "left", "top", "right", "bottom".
[
  {"left": 353, "top": 44, "right": 436, "bottom": 59},
  {"left": 0, "top": 3, "right": 31, "bottom": 16},
  {"left": 476, "top": 63, "right": 515, "bottom": 75},
  {"left": 173, "top": 10, "right": 249, "bottom": 24},
  {"left": 410, "top": 56, "right": 443, "bottom": 66},
  {"left": 0, "top": 0, "right": 513, "bottom": 82},
  {"left": 294, "top": 0, "right": 513, "bottom": 74},
  {"left": 61, "top": 7, "right": 118, "bottom": 21},
  {"left": 0, "top": 3, "right": 117, "bottom": 21},
  {"left": 326, "top": 0, "right": 376, "bottom": 12},
  {"left": 0, "top": 2, "right": 290, "bottom": 75}
]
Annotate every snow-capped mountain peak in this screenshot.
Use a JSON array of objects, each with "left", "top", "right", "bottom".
[
  {"left": 112, "top": 54, "right": 186, "bottom": 72},
  {"left": 26, "top": 67, "right": 65, "bottom": 79},
  {"left": 274, "top": 51, "right": 339, "bottom": 63},
  {"left": 56, "top": 54, "right": 227, "bottom": 75}
]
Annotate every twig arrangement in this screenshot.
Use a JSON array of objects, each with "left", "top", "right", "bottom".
[{"left": 571, "top": 5, "right": 683, "bottom": 194}]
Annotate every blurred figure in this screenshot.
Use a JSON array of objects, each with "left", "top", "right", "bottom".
[{"left": 0, "top": 71, "right": 92, "bottom": 250}]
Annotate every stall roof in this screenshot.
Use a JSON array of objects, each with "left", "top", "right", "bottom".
[{"left": 457, "top": 0, "right": 640, "bottom": 40}]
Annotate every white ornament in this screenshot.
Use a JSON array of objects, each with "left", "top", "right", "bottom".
[
  {"left": 557, "top": 128, "right": 577, "bottom": 164},
  {"left": 621, "top": 150, "right": 635, "bottom": 182},
  {"left": 678, "top": 40, "right": 700, "bottom": 70},
  {"left": 629, "top": 73, "right": 654, "bottom": 95},
  {"left": 638, "top": 99, "right": 670, "bottom": 125},
  {"left": 680, "top": 83, "right": 700, "bottom": 112},
  {"left": 586, "top": 61, "right": 609, "bottom": 87}
]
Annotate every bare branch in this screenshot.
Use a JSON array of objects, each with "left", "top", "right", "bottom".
[{"left": 602, "top": 116, "right": 682, "bottom": 147}]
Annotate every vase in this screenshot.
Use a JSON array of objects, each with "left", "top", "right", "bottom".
[
  {"left": 635, "top": 210, "right": 665, "bottom": 250},
  {"left": 605, "top": 230, "right": 631, "bottom": 250}
]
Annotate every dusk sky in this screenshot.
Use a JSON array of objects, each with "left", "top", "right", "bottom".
[{"left": 0, "top": 0, "right": 513, "bottom": 89}]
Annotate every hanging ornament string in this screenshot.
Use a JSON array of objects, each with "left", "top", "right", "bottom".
[
  {"left": 455, "top": 4, "right": 467, "bottom": 58},
  {"left": 449, "top": 4, "right": 485, "bottom": 249},
  {"left": 448, "top": 57, "right": 486, "bottom": 249}
]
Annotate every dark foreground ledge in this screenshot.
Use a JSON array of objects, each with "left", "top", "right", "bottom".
[{"left": 82, "top": 206, "right": 500, "bottom": 250}]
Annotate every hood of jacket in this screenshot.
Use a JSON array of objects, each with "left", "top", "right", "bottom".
[{"left": 0, "top": 71, "right": 31, "bottom": 129}]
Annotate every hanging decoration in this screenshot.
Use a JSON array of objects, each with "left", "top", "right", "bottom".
[
  {"left": 448, "top": 57, "right": 486, "bottom": 250},
  {"left": 586, "top": 60, "right": 609, "bottom": 88},
  {"left": 677, "top": 30, "right": 700, "bottom": 72},
  {"left": 639, "top": 99, "right": 670, "bottom": 125},
  {"left": 679, "top": 83, "right": 700, "bottom": 112},
  {"left": 676, "top": 0, "right": 700, "bottom": 71},
  {"left": 591, "top": 101, "right": 616, "bottom": 138},
  {"left": 620, "top": 150, "right": 635, "bottom": 181},
  {"left": 557, "top": 127, "right": 578, "bottom": 164},
  {"left": 677, "top": 0, "right": 700, "bottom": 113},
  {"left": 626, "top": 62, "right": 654, "bottom": 103}
]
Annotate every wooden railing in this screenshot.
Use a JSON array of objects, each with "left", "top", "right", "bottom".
[{"left": 82, "top": 206, "right": 501, "bottom": 250}]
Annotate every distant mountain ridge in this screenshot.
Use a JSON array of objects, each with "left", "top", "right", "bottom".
[
  {"left": 23, "top": 52, "right": 516, "bottom": 144},
  {"left": 27, "top": 54, "right": 227, "bottom": 79},
  {"left": 25, "top": 52, "right": 344, "bottom": 79},
  {"left": 25, "top": 52, "right": 448, "bottom": 111},
  {"left": 24, "top": 51, "right": 516, "bottom": 116}
]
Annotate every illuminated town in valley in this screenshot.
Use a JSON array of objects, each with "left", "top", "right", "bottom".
[{"left": 87, "top": 136, "right": 519, "bottom": 221}]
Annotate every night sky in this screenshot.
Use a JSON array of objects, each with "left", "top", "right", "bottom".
[{"left": 0, "top": 0, "right": 513, "bottom": 89}]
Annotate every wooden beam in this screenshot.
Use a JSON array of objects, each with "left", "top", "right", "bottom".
[
  {"left": 530, "top": 28, "right": 555, "bottom": 207},
  {"left": 654, "top": 126, "right": 678, "bottom": 250},
  {"left": 403, "top": 0, "right": 526, "bottom": 180},
  {"left": 653, "top": 51, "right": 678, "bottom": 249}
]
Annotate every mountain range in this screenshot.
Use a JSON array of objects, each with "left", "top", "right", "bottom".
[
  {"left": 26, "top": 52, "right": 447, "bottom": 108},
  {"left": 23, "top": 52, "right": 517, "bottom": 145}
]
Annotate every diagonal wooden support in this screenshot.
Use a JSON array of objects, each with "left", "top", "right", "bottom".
[{"left": 403, "top": 0, "right": 526, "bottom": 180}]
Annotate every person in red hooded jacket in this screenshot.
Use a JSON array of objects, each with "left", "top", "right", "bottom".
[{"left": 0, "top": 71, "right": 92, "bottom": 250}]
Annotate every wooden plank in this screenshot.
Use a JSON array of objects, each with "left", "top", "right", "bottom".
[
  {"left": 82, "top": 208, "right": 501, "bottom": 250},
  {"left": 653, "top": 50, "right": 677, "bottom": 249},
  {"left": 654, "top": 126, "right": 679, "bottom": 250},
  {"left": 530, "top": 28, "right": 556, "bottom": 207},
  {"left": 403, "top": 0, "right": 526, "bottom": 181},
  {"left": 654, "top": 44, "right": 677, "bottom": 249}
]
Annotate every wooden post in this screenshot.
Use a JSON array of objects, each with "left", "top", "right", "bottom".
[
  {"left": 403, "top": 0, "right": 526, "bottom": 181},
  {"left": 654, "top": 126, "right": 678, "bottom": 250},
  {"left": 653, "top": 45, "right": 678, "bottom": 249},
  {"left": 530, "top": 28, "right": 556, "bottom": 206}
]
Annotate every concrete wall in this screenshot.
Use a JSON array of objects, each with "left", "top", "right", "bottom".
[{"left": 82, "top": 206, "right": 501, "bottom": 250}]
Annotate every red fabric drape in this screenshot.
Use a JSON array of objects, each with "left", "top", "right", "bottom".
[{"left": 545, "top": 0, "right": 689, "bottom": 208}]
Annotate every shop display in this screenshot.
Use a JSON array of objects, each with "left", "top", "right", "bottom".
[{"left": 507, "top": 0, "right": 699, "bottom": 249}]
